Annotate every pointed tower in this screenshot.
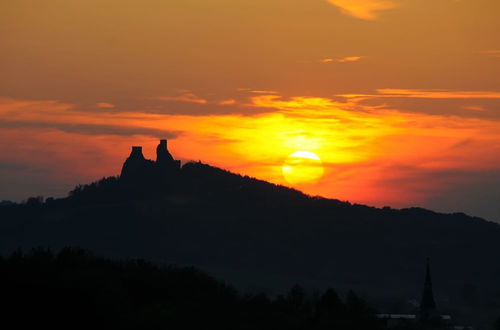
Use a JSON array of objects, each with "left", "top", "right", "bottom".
[{"left": 419, "top": 258, "right": 438, "bottom": 322}]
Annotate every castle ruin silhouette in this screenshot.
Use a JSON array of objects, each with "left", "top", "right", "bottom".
[{"left": 120, "top": 139, "right": 181, "bottom": 182}]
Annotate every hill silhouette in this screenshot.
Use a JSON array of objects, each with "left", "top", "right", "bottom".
[
  {"left": 1, "top": 247, "right": 382, "bottom": 330},
  {"left": 1, "top": 140, "right": 500, "bottom": 327}
]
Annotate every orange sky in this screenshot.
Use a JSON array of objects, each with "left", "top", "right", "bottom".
[{"left": 1, "top": 0, "right": 500, "bottom": 221}]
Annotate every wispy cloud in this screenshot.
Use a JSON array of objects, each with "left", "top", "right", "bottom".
[
  {"left": 219, "top": 99, "right": 237, "bottom": 105},
  {"left": 341, "top": 89, "right": 500, "bottom": 100},
  {"left": 377, "top": 89, "right": 500, "bottom": 99},
  {"left": 326, "top": 0, "right": 399, "bottom": 20},
  {"left": 156, "top": 91, "right": 208, "bottom": 104},
  {"left": 250, "top": 95, "right": 343, "bottom": 113},
  {"left": 0, "top": 120, "right": 179, "bottom": 138},
  {"left": 481, "top": 50, "right": 500, "bottom": 58},
  {"left": 3, "top": 94, "right": 500, "bottom": 221},
  {"left": 249, "top": 90, "right": 279, "bottom": 94},
  {"left": 96, "top": 102, "right": 115, "bottom": 109},
  {"left": 0, "top": 98, "right": 180, "bottom": 138},
  {"left": 320, "top": 56, "right": 363, "bottom": 63},
  {"left": 462, "top": 105, "right": 485, "bottom": 112}
]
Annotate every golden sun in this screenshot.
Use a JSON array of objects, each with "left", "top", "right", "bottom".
[{"left": 282, "top": 151, "right": 324, "bottom": 185}]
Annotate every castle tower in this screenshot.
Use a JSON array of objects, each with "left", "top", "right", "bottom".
[
  {"left": 156, "top": 139, "right": 174, "bottom": 164},
  {"left": 120, "top": 146, "right": 152, "bottom": 180},
  {"left": 130, "top": 146, "right": 145, "bottom": 160},
  {"left": 120, "top": 140, "right": 181, "bottom": 182},
  {"left": 419, "top": 258, "right": 438, "bottom": 322},
  {"left": 156, "top": 139, "right": 181, "bottom": 171}
]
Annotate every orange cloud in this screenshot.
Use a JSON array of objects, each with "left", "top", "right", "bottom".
[
  {"left": 96, "top": 102, "right": 115, "bottom": 109},
  {"left": 326, "top": 0, "right": 399, "bottom": 20},
  {"left": 481, "top": 50, "right": 500, "bottom": 58},
  {"left": 341, "top": 89, "right": 500, "bottom": 100},
  {"left": 0, "top": 98, "right": 179, "bottom": 138},
  {"left": 157, "top": 92, "right": 208, "bottom": 104},
  {"left": 219, "top": 99, "right": 237, "bottom": 105},
  {"left": 376, "top": 89, "right": 500, "bottom": 99},
  {"left": 321, "top": 56, "right": 363, "bottom": 63},
  {"left": 2, "top": 94, "right": 500, "bottom": 214},
  {"left": 249, "top": 90, "right": 279, "bottom": 94},
  {"left": 463, "top": 105, "right": 485, "bottom": 112}
]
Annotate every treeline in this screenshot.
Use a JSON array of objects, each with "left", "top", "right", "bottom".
[
  {"left": 65, "top": 161, "right": 317, "bottom": 206},
  {"left": 0, "top": 247, "right": 382, "bottom": 330}
]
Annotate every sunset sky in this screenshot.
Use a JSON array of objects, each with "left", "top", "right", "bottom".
[{"left": 1, "top": 0, "right": 500, "bottom": 222}]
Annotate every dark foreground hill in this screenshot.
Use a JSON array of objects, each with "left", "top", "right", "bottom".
[
  {"left": 1, "top": 247, "right": 381, "bottom": 330},
  {"left": 1, "top": 160, "right": 500, "bottom": 327}
]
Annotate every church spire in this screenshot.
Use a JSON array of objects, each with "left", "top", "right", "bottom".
[{"left": 419, "top": 258, "right": 438, "bottom": 321}]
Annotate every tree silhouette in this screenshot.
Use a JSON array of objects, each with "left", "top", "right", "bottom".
[
  {"left": 1, "top": 154, "right": 498, "bottom": 328},
  {"left": 0, "top": 248, "right": 383, "bottom": 330},
  {"left": 315, "top": 288, "right": 346, "bottom": 329}
]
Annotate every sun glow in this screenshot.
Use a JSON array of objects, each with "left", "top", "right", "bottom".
[
  {"left": 282, "top": 151, "right": 324, "bottom": 185},
  {"left": 2, "top": 92, "right": 500, "bottom": 209}
]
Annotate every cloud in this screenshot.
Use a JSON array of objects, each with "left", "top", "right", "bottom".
[
  {"left": 219, "top": 99, "right": 237, "bottom": 105},
  {"left": 96, "top": 102, "right": 115, "bottom": 109},
  {"left": 326, "top": 0, "right": 399, "bottom": 20},
  {"left": 341, "top": 89, "right": 500, "bottom": 100},
  {"left": 156, "top": 91, "right": 208, "bottom": 104},
  {"left": 250, "top": 95, "right": 343, "bottom": 113},
  {"left": 462, "top": 105, "right": 485, "bottom": 112},
  {"left": 376, "top": 89, "right": 500, "bottom": 99},
  {"left": 249, "top": 90, "right": 279, "bottom": 94},
  {"left": 0, "top": 98, "right": 180, "bottom": 138},
  {"left": 337, "top": 89, "right": 500, "bottom": 119},
  {"left": 3, "top": 94, "right": 500, "bottom": 222},
  {"left": 481, "top": 50, "right": 500, "bottom": 58},
  {"left": 320, "top": 56, "right": 363, "bottom": 63},
  {"left": 0, "top": 120, "right": 180, "bottom": 138}
]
